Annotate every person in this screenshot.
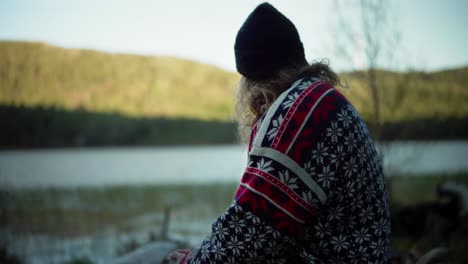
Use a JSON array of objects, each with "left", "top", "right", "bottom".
[{"left": 165, "top": 2, "right": 391, "bottom": 263}]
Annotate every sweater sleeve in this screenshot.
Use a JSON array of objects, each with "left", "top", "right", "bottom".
[{"left": 182, "top": 79, "right": 339, "bottom": 263}]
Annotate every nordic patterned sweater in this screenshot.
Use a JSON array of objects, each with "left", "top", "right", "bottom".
[{"left": 181, "top": 76, "right": 391, "bottom": 263}]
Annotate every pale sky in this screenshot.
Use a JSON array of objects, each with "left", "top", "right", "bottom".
[{"left": 1, "top": 0, "right": 467, "bottom": 72}]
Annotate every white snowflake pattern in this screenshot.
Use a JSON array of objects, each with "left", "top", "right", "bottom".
[
  {"left": 278, "top": 170, "right": 299, "bottom": 190},
  {"left": 212, "top": 241, "right": 227, "bottom": 261},
  {"left": 303, "top": 161, "right": 316, "bottom": 176},
  {"left": 343, "top": 179, "right": 356, "bottom": 197},
  {"left": 344, "top": 131, "right": 358, "bottom": 152},
  {"left": 214, "top": 222, "right": 230, "bottom": 241},
  {"left": 370, "top": 239, "right": 387, "bottom": 257},
  {"left": 330, "top": 234, "right": 350, "bottom": 252},
  {"left": 253, "top": 232, "right": 267, "bottom": 249},
  {"left": 266, "top": 114, "right": 284, "bottom": 141},
  {"left": 352, "top": 227, "right": 371, "bottom": 244},
  {"left": 315, "top": 222, "right": 332, "bottom": 239},
  {"left": 329, "top": 153, "right": 339, "bottom": 164},
  {"left": 199, "top": 242, "right": 211, "bottom": 260},
  {"left": 354, "top": 170, "right": 367, "bottom": 190},
  {"left": 343, "top": 156, "right": 358, "bottom": 178},
  {"left": 356, "top": 145, "right": 367, "bottom": 166},
  {"left": 359, "top": 205, "right": 376, "bottom": 224},
  {"left": 256, "top": 158, "right": 274, "bottom": 173},
  {"left": 363, "top": 181, "right": 377, "bottom": 203},
  {"left": 227, "top": 236, "right": 244, "bottom": 256},
  {"left": 311, "top": 142, "right": 329, "bottom": 164},
  {"left": 297, "top": 80, "right": 313, "bottom": 90},
  {"left": 352, "top": 193, "right": 365, "bottom": 211},
  {"left": 281, "top": 92, "right": 300, "bottom": 109},
  {"left": 335, "top": 186, "right": 346, "bottom": 203},
  {"left": 328, "top": 206, "right": 344, "bottom": 221},
  {"left": 374, "top": 197, "right": 386, "bottom": 215},
  {"left": 317, "top": 165, "right": 335, "bottom": 188},
  {"left": 337, "top": 108, "right": 352, "bottom": 128},
  {"left": 336, "top": 144, "right": 344, "bottom": 157},
  {"left": 244, "top": 227, "right": 256, "bottom": 242},
  {"left": 326, "top": 121, "right": 343, "bottom": 143},
  {"left": 371, "top": 218, "right": 389, "bottom": 236},
  {"left": 229, "top": 214, "right": 246, "bottom": 234}
]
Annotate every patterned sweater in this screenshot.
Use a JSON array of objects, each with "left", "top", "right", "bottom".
[{"left": 181, "top": 77, "right": 391, "bottom": 263}]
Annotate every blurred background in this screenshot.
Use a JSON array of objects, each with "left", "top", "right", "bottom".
[{"left": 0, "top": 0, "right": 467, "bottom": 263}]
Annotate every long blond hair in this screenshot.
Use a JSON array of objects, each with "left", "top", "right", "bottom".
[{"left": 236, "top": 60, "right": 340, "bottom": 143}]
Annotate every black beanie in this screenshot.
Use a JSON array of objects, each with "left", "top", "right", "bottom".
[{"left": 235, "top": 3, "right": 308, "bottom": 80}]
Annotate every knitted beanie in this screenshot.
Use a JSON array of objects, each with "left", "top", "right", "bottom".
[{"left": 235, "top": 3, "right": 308, "bottom": 80}]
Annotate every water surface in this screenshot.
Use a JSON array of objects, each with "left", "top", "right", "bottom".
[{"left": 1, "top": 141, "right": 467, "bottom": 188}]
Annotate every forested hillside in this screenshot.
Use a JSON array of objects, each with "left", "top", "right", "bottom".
[
  {"left": 1, "top": 41, "right": 467, "bottom": 148},
  {"left": 0, "top": 41, "right": 238, "bottom": 120}
]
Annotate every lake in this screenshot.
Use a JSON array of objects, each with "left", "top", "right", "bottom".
[
  {"left": 1, "top": 141, "right": 467, "bottom": 263},
  {"left": 0, "top": 141, "right": 467, "bottom": 188}
]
